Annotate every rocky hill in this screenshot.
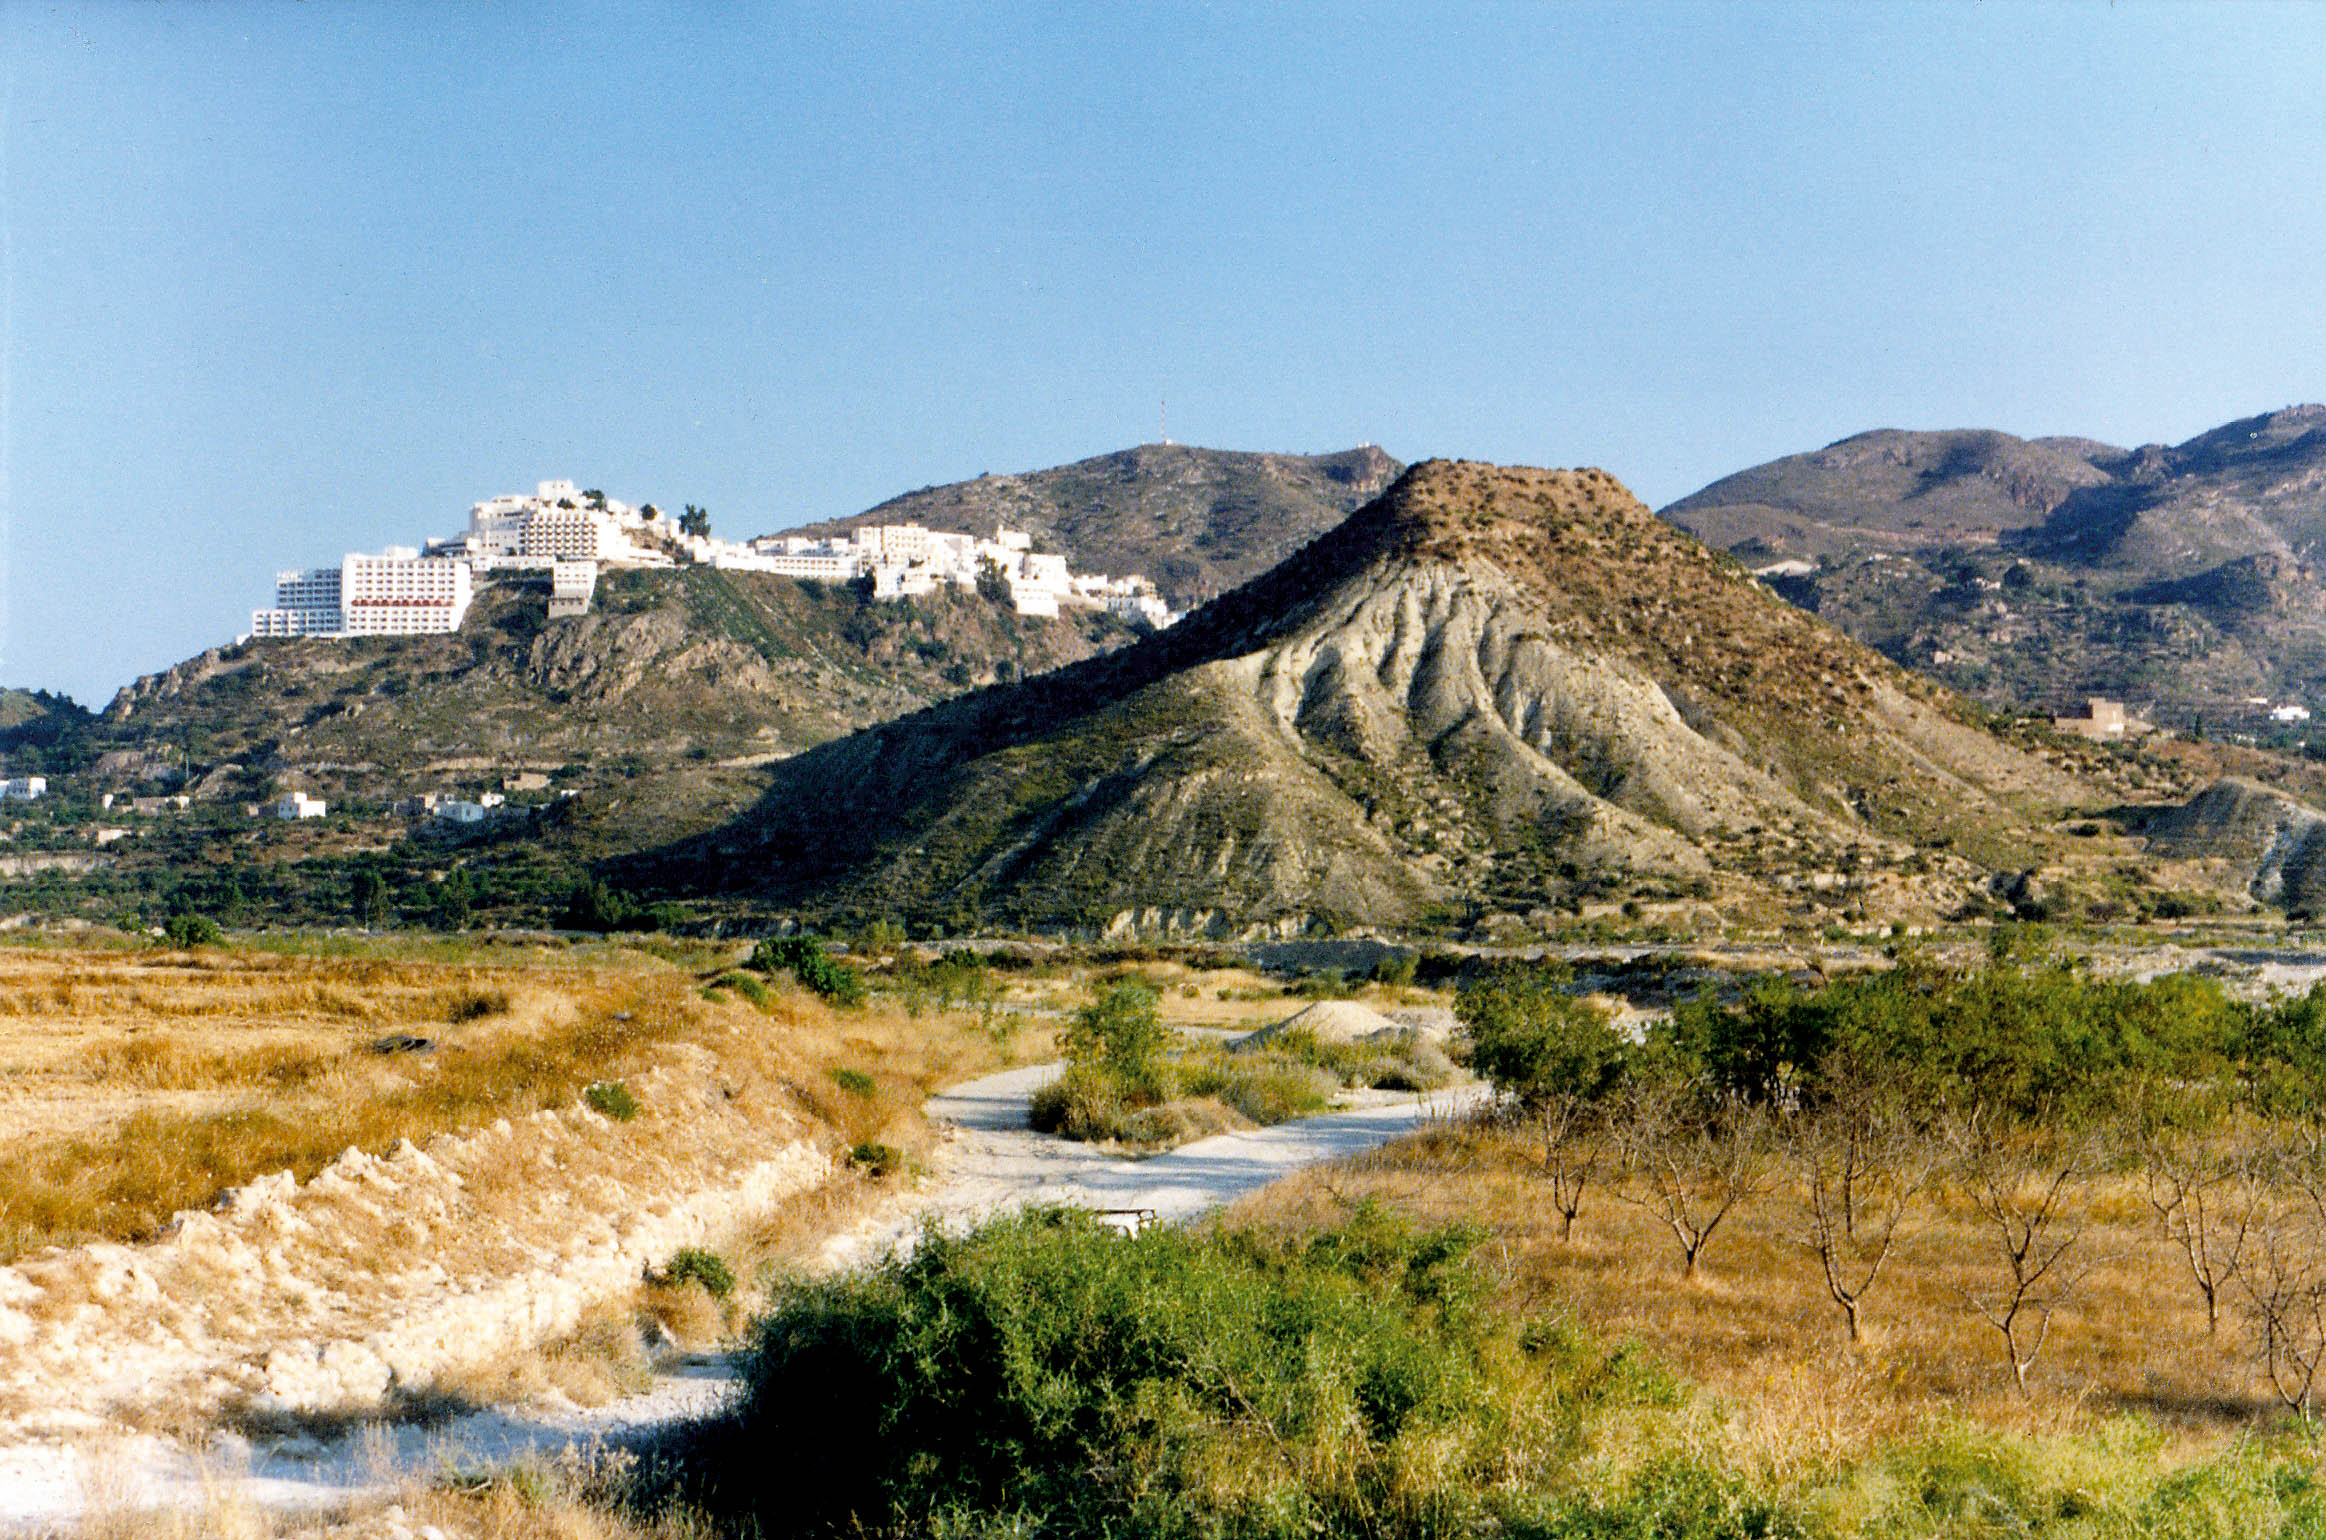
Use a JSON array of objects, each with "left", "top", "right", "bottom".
[
  {"left": 783, "top": 444, "right": 1402, "bottom": 612},
  {"left": 648, "top": 460, "right": 2117, "bottom": 938},
  {"left": 94, "top": 569, "right": 1134, "bottom": 853},
  {"left": 1661, "top": 407, "right": 2326, "bottom": 723}
]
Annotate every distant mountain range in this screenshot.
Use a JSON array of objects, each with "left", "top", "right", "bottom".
[
  {"left": 782, "top": 443, "right": 1402, "bottom": 612},
  {"left": 1662, "top": 405, "right": 2326, "bottom": 722},
  {"left": 645, "top": 459, "right": 2123, "bottom": 937}
]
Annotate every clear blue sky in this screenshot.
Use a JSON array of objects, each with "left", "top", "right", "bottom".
[{"left": 8, "top": 2, "right": 2324, "bottom": 705}]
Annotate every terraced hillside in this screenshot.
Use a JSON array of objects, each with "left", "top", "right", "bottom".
[{"left": 653, "top": 460, "right": 2113, "bottom": 937}]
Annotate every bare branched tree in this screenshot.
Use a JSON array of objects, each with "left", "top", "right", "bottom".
[
  {"left": 1535, "top": 1091, "right": 1610, "bottom": 1243},
  {"left": 1787, "top": 1076, "right": 1931, "bottom": 1344},
  {"left": 2233, "top": 1128, "right": 2326, "bottom": 1416},
  {"left": 2237, "top": 1202, "right": 2326, "bottom": 1416},
  {"left": 1456, "top": 965, "right": 1623, "bottom": 1243},
  {"left": 1949, "top": 1113, "right": 2098, "bottom": 1394},
  {"left": 2140, "top": 1121, "right": 2257, "bottom": 1338},
  {"left": 1618, "top": 1077, "right": 1772, "bottom": 1281}
]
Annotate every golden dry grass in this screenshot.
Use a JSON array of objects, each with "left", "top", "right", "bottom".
[
  {"left": 1234, "top": 1118, "right": 2282, "bottom": 1476},
  {"left": 0, "top": 940, "right": 1031, "bottom": 1265}
]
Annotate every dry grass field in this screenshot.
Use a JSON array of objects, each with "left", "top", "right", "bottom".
[
  {"left": 1238, "top": 1116, "right": 2287, "bottom": 1476},
  {"left": 0, "top": 934, "right": 1027, "bottom": 1265}
]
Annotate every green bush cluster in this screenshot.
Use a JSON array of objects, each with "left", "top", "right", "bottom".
[
  {"left": 1459, "top": 951, "right": 2326, "bottom": 1131},
  {"left": 560, "top": 878, "right": 683, "bottom": 934},
  {"left": 1031, "top": 985, "right": 1455, "bottom": 1145},
  {"left": 656, "top": 1245, "right": 735, "bottom": 1300},
  {"left": 162, "top": 912, "right": 223, "bottom": 948},
  {"left": 670, "top": 1203, "right": 2326, "bottom": 1540},
  {"left": 746, "top": 934, "right": 867, "bottom": 1007},
  {"left": 726, "top": 1205, "right": 1586, "bottom": 1538}
]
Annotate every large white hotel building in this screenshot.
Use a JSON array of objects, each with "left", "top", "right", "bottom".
[{"left": 250, "top": 549, "right": 476, "bottom": 637}]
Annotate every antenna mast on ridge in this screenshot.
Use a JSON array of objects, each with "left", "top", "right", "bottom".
[{"left": 1160, "top": 399, "right": 1170, "bottom": 446}]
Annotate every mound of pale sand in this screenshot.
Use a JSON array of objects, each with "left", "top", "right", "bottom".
[{"left": 1234, "top": 1000, "right": 1399, "bottom": 1052}]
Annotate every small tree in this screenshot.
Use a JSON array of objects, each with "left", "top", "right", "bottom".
[
  {"left": 349, "top": 866, "right": 389, "bottom": 927},
  {"left": 1949, "top": 1113, "right": 2096, "bottom": 1394},
  {"left": 1786, "top": 1068, "right": 1930, "bottom": 1344},
  {"left": 680, "top": 504, "right": 712, "bottom": 538},
  {"left": 2140, "top": 1119, "right": 2257, "bottom": 1338},
  {"left": 1063, "top": 981, "right": 1167, "bottom": 1104},
  {"left": 1457, "top": 966, "right": 1626, "bottom": 1241},
  {"left": 1617, "top": 1072, "right": 1772, "bottom": 1281},
  {"left": 431, "top": 868, "right": 476, "bottom": 931}
]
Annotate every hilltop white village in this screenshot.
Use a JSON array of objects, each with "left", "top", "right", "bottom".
[{"left": 249, "top": 479, "right": 1179, "bottom": 641}]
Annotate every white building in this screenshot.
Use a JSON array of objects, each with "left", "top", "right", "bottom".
[
  {"left": 2273, "top": 704, "right": 2313, "bottom": 724},
  {"left": 274, "top": 791, "right": 327, "bottom": 819},
  {"left": 432, "top": 792, "right": 506, "bottom": 824},
  {"left": 342, "top": 550, "right": 474, "bottom": 635},
  {"left": 1, "top": 777, "right": 46, "bottom": 801},
  {"left": 251, "top": 567, "right": 343, "bottom": 636},
  {"left": 252, "top": 551, "right": 473, "bottom": 638},
  {"left": 244, "top": 483, "right": 1179, "bottom": 645},
  {"left": 461, "top": 480, "right": 669, "bottom": 570},
  {"left": 549, "top": 559, "right": 598, "bottom": 618}
]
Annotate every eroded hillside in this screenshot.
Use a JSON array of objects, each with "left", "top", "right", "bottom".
[{"left": 653, "top": 461, "right": 2114, "bottom": 936}]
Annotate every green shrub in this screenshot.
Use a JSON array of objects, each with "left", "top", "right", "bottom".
[
  {"left": 1062, "top": 980, "right": 1168, "bottom": 1102},
  {"left": 658, "top": 1246, "right": 735, "bottom": 1300},
  {"left": 847, "top": 1141, "right": 903, "bottom": 1177},
  {"left": 728, "top": 1205, "right": 1528, "bottom": 1538},
  {"left": 830, "top": 1067, "right": 876, "bottom": 1097},
  {"left": 1027, "top": 1069, "right": 1139, "bottom": 1141},
  {"left": 747, "top": 935, "right": 867, "bottom": 1007},
  {"left": 711, "top": 971, "right": 771, "bottom": 1009},
  {"left": 1218, "top": 1060, "right": 1336, "bottom": 1124},
  {"left": 1370, "top": 953, "right": 1419, "bottom": 988},
  {"left": 164, "top": 913, "right": 223, "bottom": 948},
  {"left": 584, "top": 1080, "right": 641, "bottom": 1121}
]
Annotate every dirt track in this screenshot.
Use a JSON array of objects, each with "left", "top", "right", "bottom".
[{"left": 0, "top": 1064, "right": 1481, "bottom": 1532}]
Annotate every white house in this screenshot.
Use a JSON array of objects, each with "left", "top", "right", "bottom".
[
  {"left": 1, "top": 777, "right": 46, "bottom": 801},
  {"left": 2273, "top": 703, "right": 2313, "bottom": 724},
  {"left": 274, "top": 792, "right": 327, "bottom": 819}
]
